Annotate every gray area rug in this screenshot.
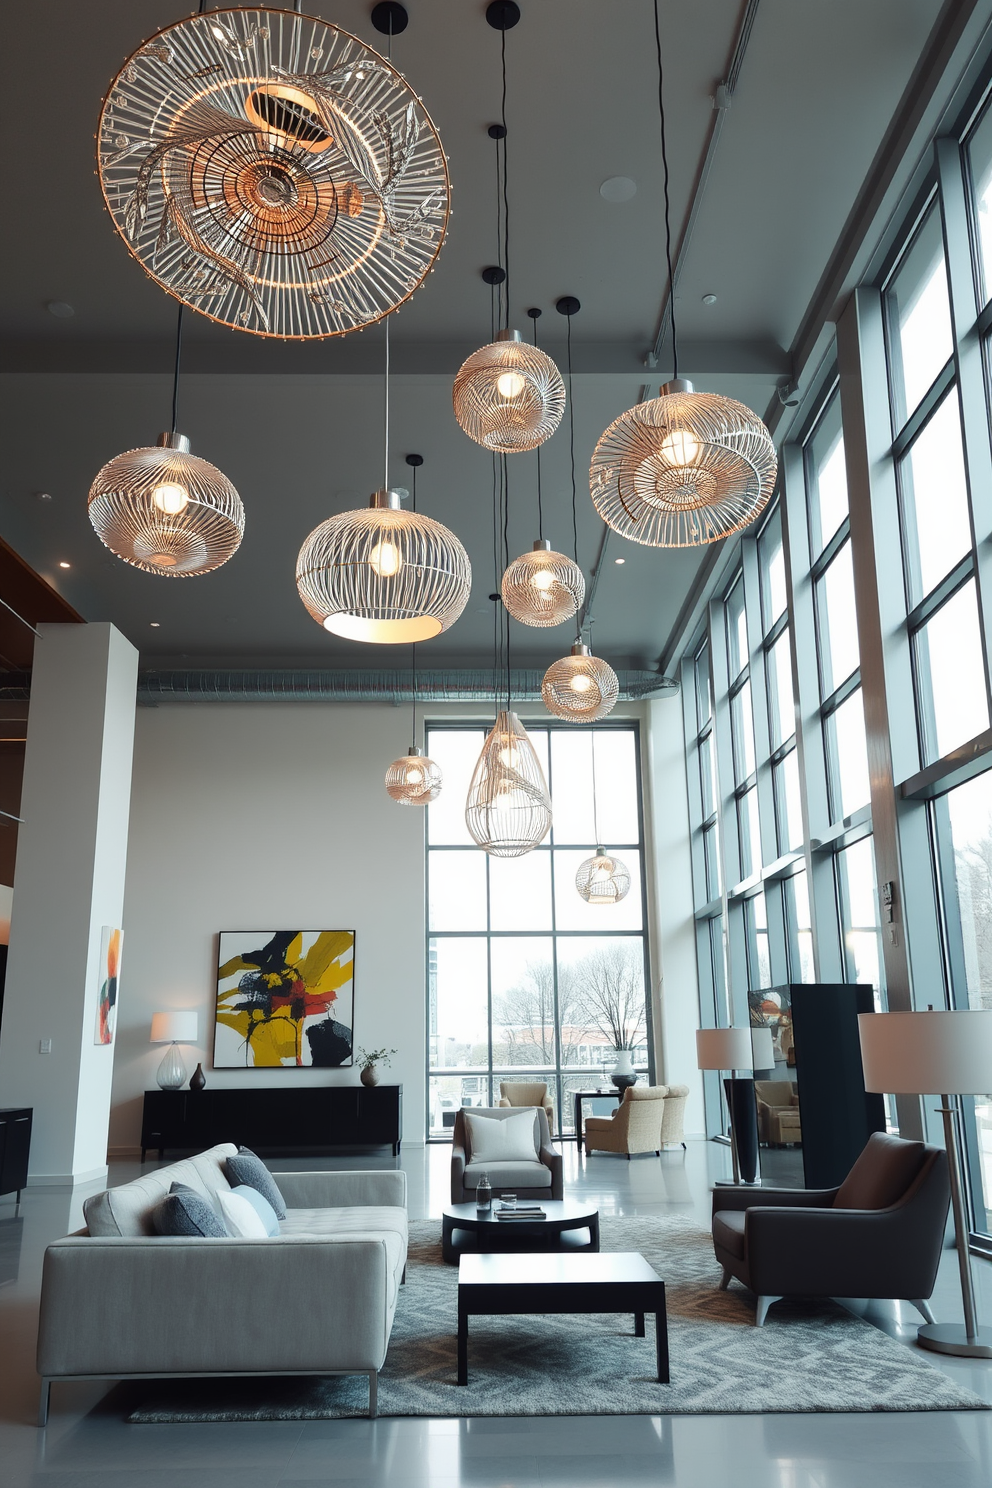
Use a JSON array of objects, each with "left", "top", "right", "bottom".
[{"left": 128, "top": 1214, "right": 988, "bottom": 1420}]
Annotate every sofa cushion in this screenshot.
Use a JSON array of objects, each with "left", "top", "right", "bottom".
[
  {"left": 153, "top": 1183, "right": 227, "bottom": 1238},
  {"left": 231, "top": 1184, "right": 280, "bottom": 1237},
  {"left": 463, "top": 1160, "right": 553, "bottom": 1189},
  {"left": 218, "top": 1189, "right": 270, "bottom": 1238},
  {"left": 712, "top": 1209, "right": 747, "bottom": 1260},
  {"left": 464, "top": 1110, "right": 537, "bottom": 1164},
  {"left": 279, "top": 1205, "right": 407, "bottom": 1303},
  {"left": 83, "top": 1143, "right": 238, "bottom": 1237},
  {"left": 225, "top": 1147, "right": 288, "bottom": 1219},
  {"left": 833, "top": 1133, "right": 927, "bottom": 1211}
]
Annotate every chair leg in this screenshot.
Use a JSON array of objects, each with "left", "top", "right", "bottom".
[
  {"left": 755, "top": 1295, "right": 783, "bottom": 1327},
  {"left": 719, "top": 1266, "right": 732, "bottom": 1291},
  {"left": 38, "top": 1379, "right": 51, "bottom": 1427},
  {"left": 368, "top": 1370, "right": 378, "bottom": 1418},
  {"left": 910, "top": 1297, "right": 937, "bottom": 1326}
]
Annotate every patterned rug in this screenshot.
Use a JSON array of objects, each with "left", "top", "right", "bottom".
[{"left": 127, "top": 1214, "right": 989, "bottom": 1420}]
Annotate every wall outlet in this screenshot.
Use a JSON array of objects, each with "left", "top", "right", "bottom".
[{"left": 39, "top": 1038, "right": 52, "bottom": 1054}]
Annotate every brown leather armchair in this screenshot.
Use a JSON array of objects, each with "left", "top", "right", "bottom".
[{"left": 712, "top": 1132, "right": 950, "bottom": 1326}]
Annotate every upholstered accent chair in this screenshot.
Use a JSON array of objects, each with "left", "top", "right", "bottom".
[
  {"left": 712, "top": 1132, "right": 950, "bottom": 1326},
  {"left": 450, "top": 1106, "right": 563, "bottom": 1204},
  {"left": 498, "top": 1080, "right": 554, "bottom": 1128},
  {"left": 584, "top": 1084, "right": 689, "bottom": 1158},
  {"left": 754, "top": 1080, "right": 802, "bottom": 1145}
]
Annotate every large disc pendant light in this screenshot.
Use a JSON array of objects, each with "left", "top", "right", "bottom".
[
  {"left": 575, "top": 733, "right": 630, "bottom": 904},
  {"left": 97, "top": 8, "right": 449, "bottom": 338},
  {"left": 543, "top": 643, "right": 618, "bottom": 722},
  {"left": 465, "top": 710, "right": 551, "bottom": 857},
  {"left": 589, "top": 1, "right": 776, "bottom": 547},
  {"left": 88, "top": 310, "right": 244, "bottom": 576}
]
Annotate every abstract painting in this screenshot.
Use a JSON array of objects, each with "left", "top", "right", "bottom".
[
  {"left": 214, "top": 931, "right": 355, "bottom": 1068},
  {"left": 94, "top": 926, "right": 122, "bottom": 1046}
]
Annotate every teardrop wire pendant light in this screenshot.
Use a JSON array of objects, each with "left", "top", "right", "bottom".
[
  {"left": 452, "top": 5, "right": 565, "bottom": 453},
  {"left": 543, "top": 301, "right": 619, "bottom": 721},
  {"left": 385, "top": 455, "right": 444, "bottom": 804},
  {"left": 296, "top": 310, "right": 471, "bottom": 641},
  {"left": 576, "top": 732, "right": 631, "bottom": 905},
  {"left": 97, "top": 5, "right": 449, "bottom": 338},
  {"left": 88, "top": 305, "right": 245, "bottom": 576},
  {"left": 589, "top": 0, "right": 776, "bottom": 547}
]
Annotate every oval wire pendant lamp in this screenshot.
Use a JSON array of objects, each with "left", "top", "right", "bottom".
[
  {"left": 385, "top": 456, "right": 443, "bottom": 804},
  {"left": 97, "top": 8, "right": 449, "bottom": 338},
  {"left": 465, "top": 710, "right": 551, "bottom": 857},
  {"left": 501, "top": 539, "right": 583, "bottom": 627},
  {"left": 88, "top": 311, "right": 244, "bottom": 576},
  {"left": 576, "top": 732, "right": 630, "bottom": 904},
  {"left": 589, "top": 2, "right": 776, "bottom": 547},
  {"left": 543, "top": 642, "right": 618, "bottom": 722}
]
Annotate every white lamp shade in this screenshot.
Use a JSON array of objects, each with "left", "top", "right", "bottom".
[
  {"left": 696, "top": 1026, "right": 755, "bottom": 1071},
  {"left": 750, "top": 1026, "right": 776, "bottom": 1069},
  {"left": 150, "top": 1011, "right": 198, "bottom": 1045},
  {"left": 858, "top": 1009, "right": 992, "bottom": 1095}
]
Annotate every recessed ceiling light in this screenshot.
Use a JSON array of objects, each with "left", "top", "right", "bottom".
[
  {"left": 46, "top": 300, "right": 75, "bottom": 318},
  {"left": 58, "top": 561, "right": 70, "bottom": 569},
  {"left": 614, "top": 557, "right": 626, "bottom": 565},
  {"left": 702, "top": 293, "right": 717, "bottom": 306},
  {"left": 150, "top": 621, "right": 160, "bottom": 628},
  {"left": 36, "top": 491, "right": 52, "bottom": 502},
  {"left": 600, "top": 176, "right": 637, "bottom": 203}
]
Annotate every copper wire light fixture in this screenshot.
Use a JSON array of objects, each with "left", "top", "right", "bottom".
[
  {"left": 575, "top": 733, "right": 630, "bottom": 904},
  {"left": 501, "top": 539, "right": 583, "bottom": 627},
  {"left": 542, "top": 643, "right": 619, "bottom": 722},
  {"left": 465, "top": 710, "right": 552, "bottom": 857},
  {"left": 97, "top": 8, "right": 449, "bottom": 338},
  {"left": 589, "top": 1, "right": 776, "bottom": 547}
]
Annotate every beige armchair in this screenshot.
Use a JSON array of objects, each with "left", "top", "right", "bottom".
[
  {"left": 498, "top": 1080, "right": 554, "bottom": 1128},
  {"left": 451, "top": 1106, "right": 563, "bottom": 1203},
  {"left": 755, "top": 1080, "right": 801, "bottom": 1145},
  {"left": 584, "top": 1084, "right": 689, "bottom": 1158}
]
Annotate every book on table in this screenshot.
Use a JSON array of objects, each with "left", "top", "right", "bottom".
[{"left": 496, "top": 1209, "right": 546, "bottom": 1221}]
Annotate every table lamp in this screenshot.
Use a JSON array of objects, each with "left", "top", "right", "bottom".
[
  {"left": 150, "top": 1010, "right": 198, "bottom": 1090},
  {"left": 696, "top": 1027, "right": 773, "bottom": 1185},
  {"left": 859, "top": 1007, "right": 992, "bottom": 1359}
]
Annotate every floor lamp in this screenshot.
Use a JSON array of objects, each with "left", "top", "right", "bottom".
[
  {"left": 858, "top": 1007, "right": 992, "bottom": 1359},
  {"left": 696, "top": 1027, "right": 774, "bottom": 1186}
]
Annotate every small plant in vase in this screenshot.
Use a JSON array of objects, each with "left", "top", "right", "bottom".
[{"left": 357, "top": 1047, "right": 396, "bottom": 1088}]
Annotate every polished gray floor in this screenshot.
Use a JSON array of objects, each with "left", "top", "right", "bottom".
[{"left": 3, "top": 1137, "right": 992, "bottom": 1486}]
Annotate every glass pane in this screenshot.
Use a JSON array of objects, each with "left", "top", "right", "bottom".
[
  {"left": 731, "top": 680, "right": 756, "bottom": 783},
  {"left": 806, "top": 390, "right": 848, "bottom": 556},
  {"left": 836, "top": 837, "right": 883, "bottom": 1002},
  {"left": 703, "top": 822, "right": 721, "bottom": 900},
  {"left": 738, "top": 786, "right": 762, "bottom": 879},
  {"left": 553, "top": 849, "right": 644, "bottom": 931},
  {"left": 748, "top": 890, "right": 771, "bottom": 990},
  {"left": 426, "top": 730, "right": 486, "bottom": 844},
  {"left": 550, "top": 730, "right": 639, "bottom": 846},
  {"left": 787, "top": 869, "right": 815, "bottom": 983},
  {"left": 428, "top": 936, "right": 489, "bottom": 1070},
  {"left": 698, "top": 731, "right": 716, "bottom": 819},
  {"left": 560, "top": 1074, "right": 619, "bottom": 1137},
  {"left": 556, "top": 937, "right": 649, "bottom": 1065},
  {"left": 968, "top": 105, "right": 992, "bottom": 308},
  {"left": 775, "top": 747, "right": 804, "bottom": 853},
  {"left": 489, "top": 851, "right": 552, "bottom": 931},
  {"left": 726, "top": 575, "right": 748, "bottom": 681},
  {"left": 766, "top": 628, "right": 795, "bottom": 748},
  {"left": 826, "top": 687, "right": 870, "bottom": 820},
  {"left": 491, "top": 937, "right": 557, "bottom": 1068},
  {"left": 915, "top": 580, "right": 990, "bottom": 762},
  {"left": 695, "top": 644, "right": 712, "bottom": 729},
  {"left": 887, "top": 204, "right": 953, "bottom": 427},
  {"left": 899, "top": 393, "right": 972, "bottom": 602},
  {"left": 428, "top": 850, "right": 487, "bottom": 931},
  {"left": 759, "top": 508, "right": 787, "bottom": 630},
  {"left": 430, "top": 1074, "right": 492, "bottom": 1136},
  {"left": 817, "top": 540, "right": 860, "bottom": 696}
]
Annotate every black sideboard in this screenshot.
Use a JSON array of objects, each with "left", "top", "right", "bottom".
[
  {"left": 0, "top": 1108, "right": 32, "bottom": 1203},
  {"left": 141, "top": 1086, "right": 403, "bottom": 1161}
]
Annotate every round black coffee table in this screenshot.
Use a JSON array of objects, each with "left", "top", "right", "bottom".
[{"left": 441, "top": 1199, "right": 600, "bottom": 1264}]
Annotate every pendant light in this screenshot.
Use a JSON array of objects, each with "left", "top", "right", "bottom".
[
  {"left": 465, "top": 710, "right": 551, "bottom": 857},
  {"left": 452, "top": 5, "right": 565, "bottom": 453},
  {"left": 88, "top": 309, "right": 244, "bottom": 576},
  {"left": 297, "top": 313, "right": 471, "bottom": 641},
  {"left": 385, "top": 455, "right": 443, "bottom": 804},
  {"left": 576, "top": 733, "right": 630, "bottom": 904},
  {"left": 589, "top": 2, "right": 776, "bottom": 547},
  {"left": 97, "top": 7, "right": 449, "bottom": 338}
]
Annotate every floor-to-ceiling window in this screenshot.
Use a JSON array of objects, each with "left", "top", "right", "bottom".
[{"left": 425, "top": 722, "right": 651, "bottom": 1139}]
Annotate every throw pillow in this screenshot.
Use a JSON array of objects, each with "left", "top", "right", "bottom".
[
  {"left": 218, "top": 1189, "right": 270, "bottom": 1239},
  {"left": 231, "top": 1183, "right": 281, "bottom": 1237},
  {"left": 153, "top": 1182, "right": 227, "bottom": 1238},
  {"left": 224, "top": 1147, "right": 288, "bottom": 1219},
  {"left": 464, "top": 1110, "right": 537, "bottom": 1164}
]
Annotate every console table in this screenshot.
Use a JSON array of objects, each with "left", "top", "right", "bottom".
[
  {"left": 0, "top": 1108, "right": 32, "bottom": 1203},
  {"left": 140, "top": 1086, "right": 402, "bottom": 1160}
]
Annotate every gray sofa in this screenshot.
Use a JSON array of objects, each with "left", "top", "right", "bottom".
[{"left": 36, "top": 1143, "right": 407, "bottom": 1422}]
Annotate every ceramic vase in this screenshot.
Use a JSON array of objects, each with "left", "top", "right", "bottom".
[
  {"left": 189, "top": 1063, "right": 206, "bottom": 1091},
  {"left": 360, "top": 1063, "right": 379, "bottom": 1088},
  {"left": 611, "top": 1048, "right": 637, "bottom": 1092}
]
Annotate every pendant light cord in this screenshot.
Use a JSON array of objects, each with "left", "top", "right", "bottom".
[
  {"left": 653, "top": 0, "right": 678, "bottom": 378},
  {"left": 503, "top": 452, "right": 511, "bottom": 708},
  {"left": 566, "top": 314, "right": 578, "bottom": 568},
  {"left": 500, "top": 27, "right": 510, "bottom": 330},
  {"left": 410, "top": 462, "right": 417, "bottom": 746},
  {"left": 591, "top": 730, "right": 601, "bottom": 847},
  {"left": 170, "top": 306, "right": 184, "bottom": 434},
  {"left": 531, "top": 312, "right": 544, "bottom": 540},
  {"left": 383, "top": 313, "right": 390, "bottom": 492}
]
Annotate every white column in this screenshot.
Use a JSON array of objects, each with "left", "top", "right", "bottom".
[{"left": 0, "top": 623, "right": 137, "bottom": 1184}]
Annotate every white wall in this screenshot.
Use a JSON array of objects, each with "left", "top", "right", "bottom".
[{"left": 109, "top": 703, "right": 426, "bottom": 1153}]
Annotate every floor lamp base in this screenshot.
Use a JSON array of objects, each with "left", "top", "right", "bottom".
[
  {"left": 917, "top": 1322, "right": 992, "bottom": 1358},
  {"left": 714, "top": 1178, "right": 762, "bottom": 1187}
]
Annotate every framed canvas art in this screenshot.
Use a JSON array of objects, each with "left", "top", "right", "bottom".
[
  {"left": 94, "top": 926, "right": 122, "bottom": 1046},
  {"left": 214, "top": 930, "right": 355, "bottom": 1068}
]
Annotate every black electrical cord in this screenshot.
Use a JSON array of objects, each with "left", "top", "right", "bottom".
[
  {"left": 170, "top": 307, "right": 184, "bottom": 435},
  {"left": 500, "top": 28, "right": 510, "bottom": 329},
  {"left": 502, "top": 453, "right": 511, "bottom": 708},
  {"left": 653, "top": 0, "right": 678, "bottom": 378},
  {"left": 530, "top": 310, "right": 544, "bottom": 540},
  {"left": 410, "top": 462, "right": 417, "bottom": 746},
  {"left": 566, "top": 315, "right": 578, "bottom": 569}
]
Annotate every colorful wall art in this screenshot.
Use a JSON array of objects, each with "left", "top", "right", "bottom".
[
  {"left": 214, "top": 930, "right": 355, "bottom": 1068},
  {"left": 94, "top": 926, "right": 122, "bottom": 1046}
]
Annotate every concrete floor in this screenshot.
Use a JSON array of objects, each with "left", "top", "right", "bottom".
[{"left": 2, "top": 1138, "right": 992, "bottom": 1486}]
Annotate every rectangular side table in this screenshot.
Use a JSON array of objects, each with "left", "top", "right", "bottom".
[
  {"left": 457, "top": 1250, "right": 668, "bottom": 1386},
  {"left": 573, "top": 1089, "right": 620, "bottom": 1151}
]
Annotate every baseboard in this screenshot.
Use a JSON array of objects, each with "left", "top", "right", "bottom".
[
  {"left": 108, "top": 1145, "right": 142, "bottom": 1160},
  {"left": 28, "top": 1164, "right": 109, "bottom": 1188}
]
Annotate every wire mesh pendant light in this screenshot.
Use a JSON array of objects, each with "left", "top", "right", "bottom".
[
  {"left": 542, "top": 643, "right": 619, "bottom": 722},
  {"left": 501, "top": 539, "right": 584, "bottom": 627},
  {"left": 576, "top": 849, "right": 631, "bottom": 905},
  {"left": 385, "top": 746, "right": 442, "bottom": 804},
  {"left": 97, "top": 9, "right": 449, "bottom": 338},
  {"left": 465, "top": 710, "right": 551, "bottom": 857},
  {"left": 454, "top": 331, "right": 565, "bottom": 453}
]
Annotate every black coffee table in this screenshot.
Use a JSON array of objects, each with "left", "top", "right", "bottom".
[
  {"left": 457, "top": 1250, "right": 669, "bottom": 1386},
  {"left": 442, "top": 1198, "right": 600, "bottom": 1265}
]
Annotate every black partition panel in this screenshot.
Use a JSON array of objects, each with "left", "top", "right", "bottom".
[{"left": 787, "top": 984, "right": 886, "bottom": 1188}]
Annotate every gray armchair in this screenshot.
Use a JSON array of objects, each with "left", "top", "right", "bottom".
[
  {"left": 712, "top": 1132, "right": 950, "bottom": 1326},
  {"left": 451, "top": 1106, "right": 563, "bottom": 1204}
]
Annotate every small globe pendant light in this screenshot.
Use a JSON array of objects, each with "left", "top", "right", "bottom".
[
  {"left": 454, "top": 330, "right": 565, "bottom": 453},
  {"left": 542, "top": 642, "right": 619, "bottom": 722},
  {"left": 501, "top": 539, "right": 584, "bottom": 627},
  {"left": 576, "top": 848, "right": 631, "bottom": 905},
  {"left": 465, "top": 710, "right": 551, "bottom": 857}
]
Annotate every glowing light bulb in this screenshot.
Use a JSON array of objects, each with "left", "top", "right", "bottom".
[
  {"left": 406, "top": 765, "right": 425, "bottom": 786},
  {"left": 659, "top": 428, "right": 699, "bottom": 466},
  {"left": 368, "top": 539, "right": 402, "bottom": 578},
  {"left": 571, "top": 671, "right": 594, "bottom": 693},
  {"left": 531, "top": 567, "right": 556, "bottom": 593},
  {"left": 152, "top": 481, "right": 190, "bottom": 515},
  {"left": 498, "top": 740, "right": 520, "bottom": 770},
  {"left": 496, "top": 370, "right": 526, "bottom": 400}
]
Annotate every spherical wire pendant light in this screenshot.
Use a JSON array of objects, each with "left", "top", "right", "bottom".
[
  {"left": 97, "top": 9, "right": 449, "bottom": 339},
  {"left": 543, "top": 642, "right": 618, "bottom": 722},
  {"left": 465, "top": 709, "right": 551, "bottom": 857},
  {"left": 501, "top": 539, "right": 583, "bottom": 627},
  {"left": 454, "top": 331, "right": 565, "bottom": 453},
  {"left": 575, "top": 730, "right": 630, "bottom": 903}
]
